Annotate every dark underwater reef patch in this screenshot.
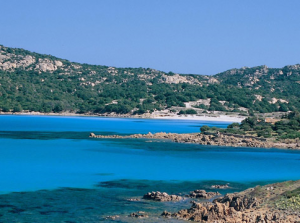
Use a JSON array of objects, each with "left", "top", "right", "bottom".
[
  {"left": 0, "top": 179, "right": 282, "bottom": 222},
  {"left": 97, "top": 179, "right": 275, "bottom": 195},
  {"left": 0, "top": 187, "right": 190, "bottom": 222}
]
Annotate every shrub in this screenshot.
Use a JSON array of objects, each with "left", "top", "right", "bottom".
[{"left": 200, "top": 125, "right": 210, "bottom": 133}]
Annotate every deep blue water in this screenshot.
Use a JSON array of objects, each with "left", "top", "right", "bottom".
[
  {"left": 0, "top": 115, "right": 231, "bottom": 193},
  {"left": 0, "top": 115, "right": 230, "bottom": 134},
  {"left": 1, "top": 115, "right": 300, "bottom": 221},
  {"left": 1, "top": 115, "right": 300, "bottom": 194}
]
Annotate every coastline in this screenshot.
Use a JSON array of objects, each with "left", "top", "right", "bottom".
[
  {"left": 161, "top": 180, "right": 300, "bottom": 222},
  {"left": 1, "top": 115, "right": 300, "bottom": 222},
  {"left": 152, "top": 114, "right": 245, "bottom": 122},
  {"left": 0, "top": 111, "right": 246, "bottom": 123},
  {"left": 90, "top": 132, "right": 300, "bottom": 150}
]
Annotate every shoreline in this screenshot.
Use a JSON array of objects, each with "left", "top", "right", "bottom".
[
  {"left": 161, "top": 180, "right": 300, "bottom": 222},
  {"left": 152, "top": 114, "right": 245, "bottom": 122},
  {"left": 90, "top": 132, "right": 300, "bottom": 150},
  {"left": 1, "top": 179, "right": 299, "bottom": 222},
  {"left": 0, "top": 112, "right": 246, "bottom": 123}
]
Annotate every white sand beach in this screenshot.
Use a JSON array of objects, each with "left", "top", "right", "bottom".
[
  {"left": 150, "top": 114, "right": 246, "bottom": 122},
  {"left": 1, "top": 111, "right": 246, "bottom": 123}
]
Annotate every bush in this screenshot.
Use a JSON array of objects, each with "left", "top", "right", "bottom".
[
  {"left": 186, "top": 109, "right": 197, "bottom": 114},
  {"left": 192, "top": 104, "right": 208, "bottom": 109},
  {"left": 133, "top": 109, "right": 146, "bottom": 115},
  {"left": 227, "top": 123, "right": 240, "bottom": 129},
  {"left": 200, "top": 125, "right": 210, "bottom": 133},
  {"left": 53, "top": 104, "right": 63, "bottom": 113},
  {"left": 1, "top": 106, "right": 10, "bottom": 112},
  {"left": 13, "top": 105, "right": 22, "bottom": 113},
  {"left": 178, "top": 110, "right": 185, "bottom": 115},
  {"left": 178, "top": 109, "right": 197, "bottom": 115},
  {"left": 257, "top": 129, "right": 272, "bottom": 138}
]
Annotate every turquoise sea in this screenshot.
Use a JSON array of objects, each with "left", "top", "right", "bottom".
[{"left": 1, "top": 115, "right": 300, "bottom": 222}]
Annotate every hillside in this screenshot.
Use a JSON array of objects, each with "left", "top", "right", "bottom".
[{"left": 0, "top": 44, "right": 300, "bottom": 115}]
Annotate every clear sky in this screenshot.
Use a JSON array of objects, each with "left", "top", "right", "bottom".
[{"left": 1, "top": 0, "right": 300, "bottom": 75}]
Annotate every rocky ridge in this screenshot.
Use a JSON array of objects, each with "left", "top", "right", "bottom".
[
  {"left": 1, "top": 44, "right": 300, "bottom": 116},
  {"left": 89, "top": 132, "right": 300, "bottom": 150},
  {"left": 0, "top": 46, "right": 65, "bottom": 73},
  {"left": 216, "top": 65, "right": 300, "bottom": 90},
  {"left": 0, "top": 45, "right": 205, "bottom": 86},
  {"left": 188, "top": 190, "right": 221, "bottom": 199}
]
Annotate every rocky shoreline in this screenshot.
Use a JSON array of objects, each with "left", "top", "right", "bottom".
[
  {"left": 126, "top": 181, "right": 300, "bottom": 222},
  {"left": 143, "top": 191, "right": 183, "bottom": 202},
  {"left": 141, "top": 190, "right": 221, "bottom": 202},
  {"left": 160, "top": 180, "right": 300, "bottom": 222},
  {"left": 89, "top": 132, "right": 300, "bottom": 150},
  {"left": 121, "top": 181, "right": 300, "bottom": 222}
]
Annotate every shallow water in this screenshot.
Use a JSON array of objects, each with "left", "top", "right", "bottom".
[{"left": 1, "top": 115, "right": 300, "bottom": 222}]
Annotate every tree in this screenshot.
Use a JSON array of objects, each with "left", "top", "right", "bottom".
[
  {"left": 13, "top": 104, "right": 22, "bottom": 113},
  {"left": 227, "top": 123, "right": 240, "bottom": 129},
  {"left": 1, "top": 106, "right": 10, "bottom": 112},
  {"left": 186, "top": 109, "right": 197, "bottom": 114},
  {"left": 200, "top": 125, "right": 210, "bottom": 133},
  {"left": 53, "top": 104, "right": 63, "bottom": 113},
  {"left": 279, "top": 103, "right": 289, "bottom": 112}
]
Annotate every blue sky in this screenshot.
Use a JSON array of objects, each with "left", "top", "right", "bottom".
[{"left": 1, "top": 0, "right": 300, "bottom": 75}]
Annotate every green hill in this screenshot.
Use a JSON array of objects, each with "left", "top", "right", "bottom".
[{"left": 0, "top": 44, "right": 299, "bottom": 115}]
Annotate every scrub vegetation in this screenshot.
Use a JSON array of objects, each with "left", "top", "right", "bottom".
[
  {"left": 1, "top": 45, "right": 300, "bottom": 115},
  {"left": 201, "top": 111, "right": 300, "bottom": 139}
]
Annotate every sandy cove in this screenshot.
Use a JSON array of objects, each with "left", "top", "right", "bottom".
[
  {"left": 147, "top": 114, "right": 245, "bottom": 122},
  {"left": 0, "top": 112, "right": 245, "bottom": 123}
]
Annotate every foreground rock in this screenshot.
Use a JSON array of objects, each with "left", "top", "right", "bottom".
[
  {"left": 143, "top": 191, "right": 183, "bottom": 202},
  {"left": 90, "top": 132, "right": 300, "bottom": 150},
  {"left": 188, "top": 190, "right": 221, "bottom": 199},
  {"left": 162, "top": 180, "right": 300, "bottom": 222}
]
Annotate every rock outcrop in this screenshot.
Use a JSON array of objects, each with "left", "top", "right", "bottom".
[
  {"left": 143, "top": 191, "right": 183, "bottom": 202},
  {"left": 164, "top": 200, "right": 299, "bottom": 222},
  {"left": 89, "top": 132, "right": 300, "bottom": 150},
  {"left": 214, "top": 193, "right": 259, "bottom": 211},
  {"left": 211, "top": 184, "right": 230, "bottom": 189},
  {"left": 35, "top": 58, "right": 59, "bottom": 72},
  {"left": 188, "top": 190, "right": 221, "bottom": 199},
  {"left": 160, "top": 73, "right": 203, "bottom": 85},
  {"left": 161, "top": 181, "right": 300, "bottom": 222},
  {"left": 0, "top": 49, "right": 64, "bottom": 73}
]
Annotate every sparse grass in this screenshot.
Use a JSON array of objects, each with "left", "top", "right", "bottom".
[
  {"left": 283, "top": 187, "right": 300, "bottom": 198},
  {"left": 275, "top": 195, "right": 300, "bottom": 211}
]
